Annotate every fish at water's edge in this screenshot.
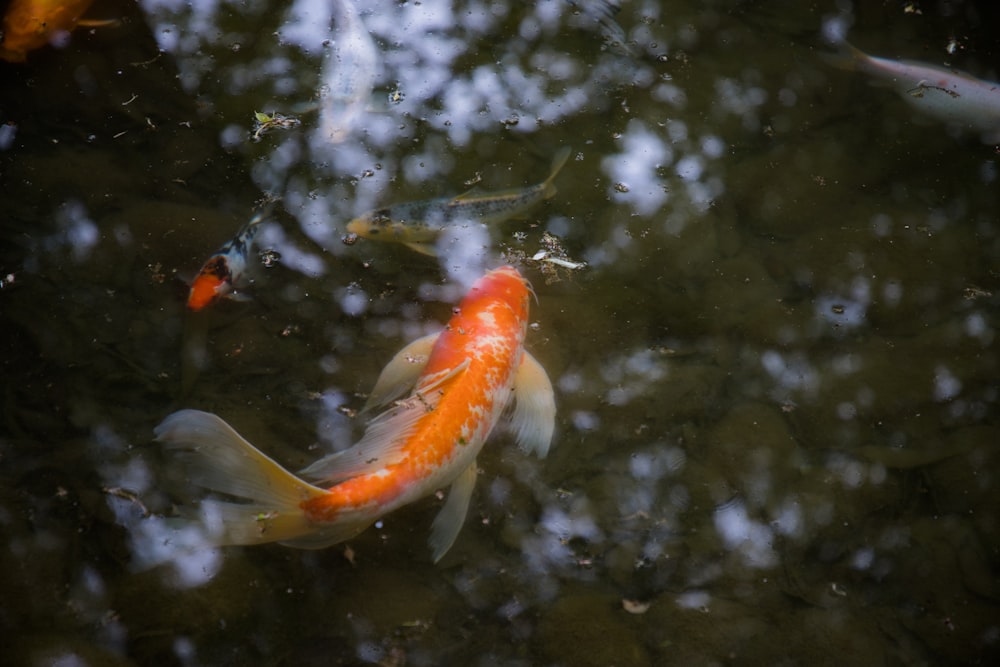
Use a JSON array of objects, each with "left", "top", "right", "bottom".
[
  {"left": 186, "top": 210, "right": 266, "bottom": 311},
  {"left": 345, "top": 147, "right": 573, "bottom": 256},
  {"left": 827, "top": 41, "right": 1000, "bottom": 143},
  {"left": 155, "top": 266, "right": 556, "bottom": 562}
]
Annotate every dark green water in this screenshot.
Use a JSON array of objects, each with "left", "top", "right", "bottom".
[{"left": 1, "top": 0, "right": 998, "bottom": 665}]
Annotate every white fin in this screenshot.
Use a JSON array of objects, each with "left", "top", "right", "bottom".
[
  {"left": 224, "top": 290, "right": 254, "bottom": 303},
  {"left": 429, "top": 461, "right": 478, "bottom": 562},
  {"left": 279, "top": 519, "right": 374, "bottom": 549},
  {"left": 362, "top": 332, "right": 439, "bottom": 412},
  {"left": 300, "top": 358, "right": 471, "bottom": 485},
  {"left": 299, "top": 399, "right": 428, "bottom": 483},
  {"left": 155, "top": 410, "right": 330, "bottom": 546},
  {"left": 509, "top": 351, "right": 556, "bottom": 458}
]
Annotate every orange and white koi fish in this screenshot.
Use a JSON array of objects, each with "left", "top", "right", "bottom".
[
  {"left": 829, "top": 42, "right": 1000, "bottom": 143},
  {"left": 186, "top": 211, "right": 265, "bottom": 312},
  {"left": 155, "top": 266, "right": 555, "bottom": 562},
  {"left": 0, "top": 0, "right": 115, "bottom": 63}
]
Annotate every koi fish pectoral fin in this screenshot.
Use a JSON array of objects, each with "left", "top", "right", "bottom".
[
  {"left": 155, "top": 409, "right": 329, "bottom": 546},
  {"left": 429, "top": 462, "right": 478, "bottom": 563},
  {"left": 404, "top": 241, "right": 439, "bottom": 257},
  {"left": 78, "top": 19, "right": 122, "bottom": 28},
  {"left": 509, "top": 351, "right": 557, "bottom": 458},
  {"left": 362, "top": 332, "right": 440, "bottom": 413}
]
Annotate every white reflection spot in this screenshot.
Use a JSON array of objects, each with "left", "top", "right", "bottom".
[
  {"left": 571, "top": 410, "right": 600, "bottom": 431},
  {"left": 713, "top": 500, "right": 777, "bottom": 568},
  {"left": 601, "top": 119, "right": 671, "bottom": 217},
  {"left": 964, "top": 312, "right": 993, "bottom": 345},
  {"left": 357, "top": 641, "right": 384, "bottom": 664},
  {"left": 337, "top": 287, "right": 369, "bottom": 316},
  {"left": 700, "top": 135, "right": 725, "bottom": 159},
  {"left": 771, "top": 499, "right": 802, "bottom": 537},
  {"left": 54, "top": 201, "right": 99, "bottom": 262},
  {"left": 675, "top": 590, "right": 710, "bottom": 610},
  {"left": 882, "top": 281, "right": 902, "bottom": 306},
  {"left": 778, "top": 88, "right": 797, "bottom": 106},
  {"left": 932, "top": 365, "right": 961, "bottom": 401},
  {"left": 438, "top": 223, "right": 491, "bottom": 288},
  {"left": 0, "top": 122, "right": 17, "bottom": 150},
  {"left": 836, "top": 402, "right": 856, "bottom": 420},
  {"left": 871, "top": 213, "right": 892, "bottom": 237},
  {"left": 851, "top": 547, "right": 875, "bottom": 570},
  {"left": 675, "top": 155, "right": 704, "bottom": 181}
]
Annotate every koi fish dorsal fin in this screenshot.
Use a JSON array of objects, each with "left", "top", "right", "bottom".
[
  {"left": 414, "top": 357, "right": 471, "bottom": 395},
  {"left": 362, "top": 332, "right": 440, "bottom": 413},
  {"left": 429, "top": 462, "right": 478, "bottom": 562},
  {"left": 299, "top": 359, "right": 470, "bottom": 485},
  {"left": 509, "top": 351, "right": 556, "bottom": 458},
  {"left": 298, "top": 401, "right": 427, "bottom": 483},
  {"left": 155, "top": 410, "right": 329, "bottom": 546}
]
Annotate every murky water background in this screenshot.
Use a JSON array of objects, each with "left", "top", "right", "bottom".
[{"left": 2, "top": 0, "right": 998, "bottom": 664}]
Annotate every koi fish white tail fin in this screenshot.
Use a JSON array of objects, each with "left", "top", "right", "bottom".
[{"left": 154, "top": 410, "right": 329, "bottom": 547}]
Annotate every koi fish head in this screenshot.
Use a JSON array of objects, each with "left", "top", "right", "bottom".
[
  {"left": 186, "top": 256, "right": 232, "bottom": 311},
  {"left": 347, "top": 206, "right": 440, "bottom": 243},
  {"left": 347, "top": 209, "right": 390, "bottom": 239},
  {"left": 464, "top": 266, "right": 532, "bottom": 321}
]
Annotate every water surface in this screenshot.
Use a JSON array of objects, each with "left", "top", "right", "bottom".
[{"left": 1, "top": 0, "right": 998, "bottom": 664}]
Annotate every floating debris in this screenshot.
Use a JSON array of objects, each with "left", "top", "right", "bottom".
[
  {"left": 251, "top": 111, "right": 302, "bottom": 142},
  {"left": 259, "top": 248, "right": 282, "bottom": 268},
  {"left": 622, "top": 598, "right": 652, "bottom": 614}
]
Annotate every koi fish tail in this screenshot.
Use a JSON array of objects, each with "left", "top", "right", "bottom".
[
  {"left": 154, "top": 409, "right": 332, "bottom": 547},
  {"left": 542, "top": 146, "right": 572, "bottom": 199},
  {"left": 821, "top": 41, "right": 867, "bottom": 73}
]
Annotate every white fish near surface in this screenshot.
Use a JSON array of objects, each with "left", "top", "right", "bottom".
[
  {"left": 830, "top": 42, "right": 1000, "bottom": 143},
  {"left": 316, "top": 0, "right": 378, "bottom": 144}
]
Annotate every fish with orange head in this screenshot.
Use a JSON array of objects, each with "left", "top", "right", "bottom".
[
  {"left": 186, "top": 210, "right": 265, "bottom": 312},
  {"left": 0, "top": 0, "right": 116, "bottom": 63},
  {"left": 154, "top": 266, "right": 556, "bottom": 562}
]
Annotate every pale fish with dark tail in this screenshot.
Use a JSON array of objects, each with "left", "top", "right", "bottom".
[{"left": 829, "top": 41, "right": 1000, "bottom": 143}]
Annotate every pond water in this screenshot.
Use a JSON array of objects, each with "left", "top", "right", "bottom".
[{"left": 1, "top": 0, "right": 998, "bottom": 664}]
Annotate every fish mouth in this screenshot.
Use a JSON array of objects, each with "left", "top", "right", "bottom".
[{"left": 345, "top": 220, "right": 367, "bottom": 236}]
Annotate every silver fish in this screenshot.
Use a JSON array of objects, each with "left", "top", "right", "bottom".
[{"left": 831, "top": 41, "right": 1000, "bottom": 143}]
